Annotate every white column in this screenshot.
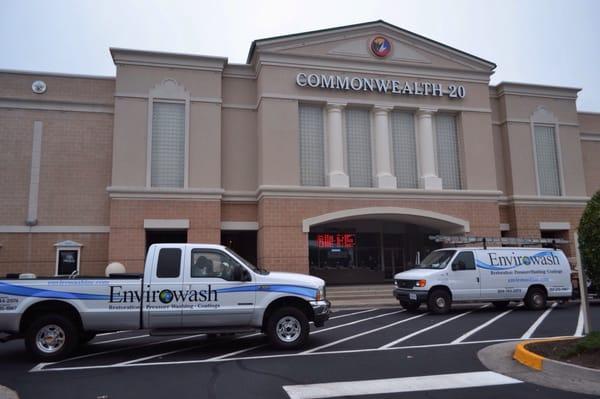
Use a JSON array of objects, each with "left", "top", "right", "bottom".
[
  {"left": 373, "top": 106, "right": 397, "bottom": 188},
  {"left": 326, "top": 103, "right": 349, "bottom": 187},
  {"left": 416, "top": 108, "right": 442, "bottom": 190}
]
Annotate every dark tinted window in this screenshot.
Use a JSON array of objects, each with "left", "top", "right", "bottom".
[
  {"left": 453, "top": 251, "right": 475, "bottom": 270},
  {"left": 156, "top": 248, "right": 181, "bottom": 278}
]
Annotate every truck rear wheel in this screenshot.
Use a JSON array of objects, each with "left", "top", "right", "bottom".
[
  {"left": 266, "top": 307, "right": 309, "bottom": 350},
  {"left": 25, "top": 314, "right": 80, "bottom": 361},
  {"left": 524, "top": 287, "right": 547, "bottom": 310},
  {"left": 427, "top": 289, "right": 451, "bottom": 315}
]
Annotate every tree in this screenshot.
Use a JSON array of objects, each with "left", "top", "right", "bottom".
[{"left": 578, "top": 189, "right": 600, "bottom": 289}]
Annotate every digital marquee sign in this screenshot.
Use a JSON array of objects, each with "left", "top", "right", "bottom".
[{"left": 316, "top": 233, "right": 356, "bottom": 249}]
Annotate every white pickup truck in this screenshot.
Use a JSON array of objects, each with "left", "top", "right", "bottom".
[{"left": 0, "top": 244, "right": 330, "bottom": 360}]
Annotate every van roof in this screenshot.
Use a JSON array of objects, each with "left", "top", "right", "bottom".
[{"left": 434, "top": 247, "right": 560, "bottom": 251}]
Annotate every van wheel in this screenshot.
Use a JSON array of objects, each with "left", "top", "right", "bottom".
[
  {"left": 525, "top": 287, "right": 547, "bottom": 310},
  {"left": 400, "top": 301, "right": 420, "bottom": 312},
  {"left": 492, "top": 301, "right": 510, "bottom": 309},
  {"left": 427, "top": 289, "right": 451, "bottom": 314},
  {"left": 25, "top": 314, "right": 80, "bottom": 361},
  {"left": 266, "top": 307, "right": 309, "bottom": 350}
]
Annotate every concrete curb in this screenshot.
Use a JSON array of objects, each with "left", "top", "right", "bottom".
[
  {"left": 479, "top": 340, "right": 600, "bottom": 396},
  {"left": 514, "top": 337, "right": 600, "bottom": 381},
  {"left": 0, "top": 385, "right": 19, "bottom": 399}
]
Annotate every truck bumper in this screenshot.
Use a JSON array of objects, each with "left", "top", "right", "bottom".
[
  {"left": 393, "top": 288, "right": 428, "bottom": 303},
  {"left": 310, "top": 300, "right": 331, "bottom": 327}
]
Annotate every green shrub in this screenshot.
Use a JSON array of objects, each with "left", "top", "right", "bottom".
[{"left": 578, "top": 190, "right": 600, "bottom": 289}]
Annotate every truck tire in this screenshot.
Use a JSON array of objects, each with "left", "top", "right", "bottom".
[
  {"left": 266, "top": 307, "right": 309, "bottom": 350},
  {"left": 80, "top": 331, "right": 96, "bottom": 344},
  {"left": 492, "top": 301, "right": 510, "bottom": 309},
  {"left": 427, "top": 289, "right": 451, "bottom": 315},
  {"left": 25, "top": 314, "right": 80, "bottom": 361},
  {"left": 524, "top": 287, "right": 547, "bottom": 310},
  {"left": 400, "top": 301, "right": 420, "bottom": 312}
]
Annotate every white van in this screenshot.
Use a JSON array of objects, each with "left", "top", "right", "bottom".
[{"left": 393, "top": 247, "right": 572, "bottom": 314}]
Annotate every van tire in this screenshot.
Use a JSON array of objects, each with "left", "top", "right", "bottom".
[
  {"left": 25, "top": 314, "right": 80, "bottom": 361},
  {"left": 266, "top": 307, "right": 309, "bottom": 350},
  {"left": 400, "top": 301, "right": 420, "bottom": 312},
  {"left": 525, "top": 287, "right": 547, "bottom": 310},
  {"left": 427, "top": 289, "right": 451, "bottom": 314},
  {"left": 492, "top": 301, "right": 510, "bottom": 309}
]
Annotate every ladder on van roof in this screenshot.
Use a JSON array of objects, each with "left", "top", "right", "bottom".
[{"left": 428, "top": 235, "right": 569, "bottom": 250}]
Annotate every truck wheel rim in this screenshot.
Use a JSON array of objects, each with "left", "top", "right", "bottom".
[
  {"left": 435, "top": 297, "right": 446, "bottom": 308},
  {"left": 276, "top": 316, "right": 301, "bottom": 343},
  {"left": 533, "top": 294, "right": 543, "bottom": 306},
  {"left": 36, "top": 324, "right": 66, "bottom": 354}
]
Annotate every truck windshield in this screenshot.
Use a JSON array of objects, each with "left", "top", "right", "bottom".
[
  {"left": 417, "top": 250, "right": 456, "bottom": 269},
  {"left": 227, "top": 248, "right": 269, "bottom": 275}
]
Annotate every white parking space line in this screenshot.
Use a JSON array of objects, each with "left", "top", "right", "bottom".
[
  {"left": 203, "top": 310, "right": 406, "bottom": 361},
  {"left": 303, "top": 313, "right": 427, "bottom": 354},
  {"left": 379, "top": 305, "right": 487, "bottom": 349},
  {"left": 329, "top": 308, "right": 379, "bottom": 320},
  {"left": 452, "top": 304, "right": 521, "bottom": 344},
  {"left": 92, "top": 334, "right": 150, "bottom": 345},
  {"left": 521, "top": 302, "right": 557, "bottom": 339},
  {"left": 575, "top": 302, "right": 585, "bottom": 337},
  {"left": 31, "top": 336, "right": 573, "bottom": 373},
  {"left": 30, "top": 333, "right": 207, "bottom": 372},
  {"left": 282, "top": 371, "right": 522, "bottom": 398}
]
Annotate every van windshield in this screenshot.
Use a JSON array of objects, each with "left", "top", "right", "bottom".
[{"left": 417, "top": 250, "right": 456, "bottom": 269}]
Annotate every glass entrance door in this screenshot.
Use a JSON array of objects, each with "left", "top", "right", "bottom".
[{"left": 384, "top": 247, "right": 403, "bottom": 279}]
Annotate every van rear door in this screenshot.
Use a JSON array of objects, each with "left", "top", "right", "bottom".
[{"left": 448, "top": 251, "right": 481, "bottom": 300}]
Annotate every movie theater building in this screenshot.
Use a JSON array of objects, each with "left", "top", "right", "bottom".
[{"left": 1, "top": 20, "right": 600, "bottom": 284}]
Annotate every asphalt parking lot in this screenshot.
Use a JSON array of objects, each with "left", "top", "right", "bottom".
[{"left": 1, "top": 300, "right": 599, "bottom": 399}]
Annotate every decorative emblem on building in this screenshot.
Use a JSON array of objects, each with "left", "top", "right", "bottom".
[{"left": 370, "top": 36, "right": 391, "bottom": 58}]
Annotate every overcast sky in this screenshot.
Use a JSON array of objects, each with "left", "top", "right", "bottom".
[{"left": 2, "top": 0, "right": 599, "bottom": 110}]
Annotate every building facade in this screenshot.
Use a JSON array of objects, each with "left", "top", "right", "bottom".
[{"left": 1, "top": 21, "right": 600, "bottom": 284}]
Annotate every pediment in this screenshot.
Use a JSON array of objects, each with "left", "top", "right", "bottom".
[{"left": 248, "top": 20, "right": 495, "bottom": 73}]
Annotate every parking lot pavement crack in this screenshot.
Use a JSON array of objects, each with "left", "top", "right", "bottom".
[{"left": 236, "top": 358, "right": 302, "bottom": 386}]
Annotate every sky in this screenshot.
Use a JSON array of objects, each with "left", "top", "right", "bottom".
[{"left": 1, "top": 0, "right": 599, "bottom": 111}]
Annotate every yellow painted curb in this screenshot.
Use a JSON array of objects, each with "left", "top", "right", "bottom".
[
  {"left": 513, "top": 337, "right": 576, "bottom": 371},
  {"left": 513, "top": 341, "right": 544, "bottom": 370}
]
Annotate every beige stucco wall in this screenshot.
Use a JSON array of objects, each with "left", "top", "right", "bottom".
[
  {"left": 457, "top": 111, "right": 497, "bottom": 190},
  {"left": 257, "top": 98, "right": 300, "bottom": 186},
  {"left": 221, "top": 108, "right": 257, "bottom": 191},
  {"left": 582, "top": 141, "right": 600, "bottom": 195},
  {"left": 111, "top": 97, "right": 147, "bottom": 186},
  {"left": 578, "top": 112, "right": 600, "bottom": 133}
]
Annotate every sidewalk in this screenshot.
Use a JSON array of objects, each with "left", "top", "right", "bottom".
[
  {"left": 0, "top": 385, "right": 18, "bottom": 399},
  {"left": 478, "top": 341, "right": 600, "bottom": 396},
  {"left": 327, "top": 284, "right": 398, "bottom": 309}
]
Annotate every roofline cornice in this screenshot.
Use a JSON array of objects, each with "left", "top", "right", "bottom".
[{"left": 110, "top": 48, "right": 228, "bottom": 72}]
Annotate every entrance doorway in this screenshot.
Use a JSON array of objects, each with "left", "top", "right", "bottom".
[
  {"left": 221, "top": 230, "right": 257, "bottom": 266},
  {"left": 145, "top": 229, "right": 187, "bottom": 253}
]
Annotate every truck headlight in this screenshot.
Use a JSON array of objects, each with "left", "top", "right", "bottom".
[
  {"left": 316, "top": 286, "right": 326, "bottom": 301},
  {"left": 415, "top": 280, "right": 427, "bottom": 288}
]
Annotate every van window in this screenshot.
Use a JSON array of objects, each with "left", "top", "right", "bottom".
[
  {"left": 156, "top": 248, "right": 182, "bottom": 278},
  {"left": 452, "top": 251, "right": 475, "bottom": 271}
]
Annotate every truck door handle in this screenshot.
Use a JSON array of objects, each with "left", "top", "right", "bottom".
[{"left": 477, "top": 277, "right": 480, "bottom": 283}]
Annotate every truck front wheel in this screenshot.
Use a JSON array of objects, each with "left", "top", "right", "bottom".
[
  {"left": 25, "top": 314, "right": 80, "bottom": 361},
  {"left": 266, "top": 307, "right": 309, "bottom": 350}
]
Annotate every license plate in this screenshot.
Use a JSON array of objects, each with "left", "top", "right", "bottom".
[{"left": 409, "top": 293, "right": 417, "bottom": 300}]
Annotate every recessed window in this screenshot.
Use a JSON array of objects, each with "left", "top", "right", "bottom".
[
  {"left": 345, "top": 108, "right": 373, "bottom": 187},
  {"left": 534, "top": 125, "right": 561, "bottom": 196},
  {"left": 435, "top": 114, "right": 462, "bottom": 189},
  {"left": 151, "top": 102, "right": 185, "bottom": 188},
  {"left": 299, "top": 104, "right": 325, "bottom": 186},
  {"left": 54, "top": 241, "right": 82, "bottom": 276},
  {"left": 390, "top": 111, "right": 418, "bottom": 188}
]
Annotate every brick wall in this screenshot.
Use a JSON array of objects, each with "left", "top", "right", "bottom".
[
  {"left": 257, "top": 197, "right": 502, "bottom": 274},
  {"left": 221, "top": 203, "right": 258, "bottom": 221},
  {"left": 0, "top": 233, "right": 109, "bottom": 277},
  {"left": 108, "top": 199, "right": 221, "bottom": 272}
]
